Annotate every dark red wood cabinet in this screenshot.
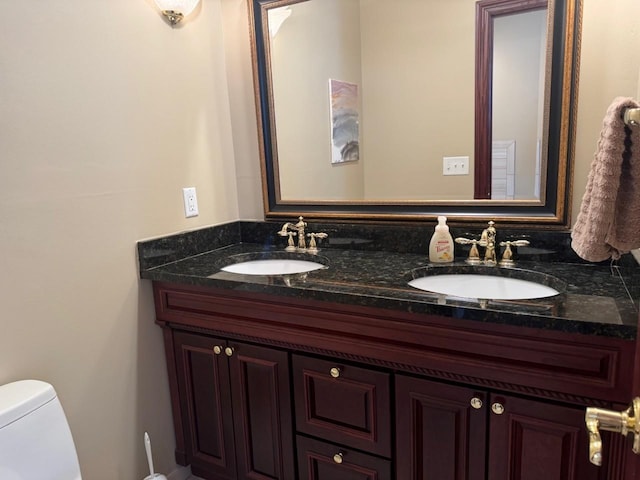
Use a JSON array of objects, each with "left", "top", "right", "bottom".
[
  {"left": 296, "top": 435, "right": 392, "bottom": 480},
  {"left": 396, "top": 375, "right": 487, "bottom": 480},
  {"left": 487, "top": 393, "right": 601, "bottom": 480},
  {"left": 292, "top": 354, "right": 391, "bottom": 458},
  {"left": 172, "top": 330, "right": 295, "bottom": 480},
  {"left": 154, "top": 282, "right": 633, "bottom": 480},
  {"left": 396, "top": 375, "right": 603, "bottom": 480}
]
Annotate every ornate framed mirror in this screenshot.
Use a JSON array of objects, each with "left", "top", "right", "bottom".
[{"left": 248, "top": 0, "right": 582, "bottom": 226}]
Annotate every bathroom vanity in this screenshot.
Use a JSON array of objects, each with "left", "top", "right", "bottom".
[{"left": 139, "top": 222, "right": 639, "bottom": 480}]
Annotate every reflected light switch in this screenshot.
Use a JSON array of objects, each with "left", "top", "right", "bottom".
[{"left": 443, "top": 156, "right": 470, "bottom": 176}]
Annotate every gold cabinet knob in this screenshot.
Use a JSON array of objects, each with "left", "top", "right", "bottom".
[
  {"left": 470, "top": 397, "right": 483, "bottom": 409},
  {"left": 330, "top": 367, "right": 341, "bottom": 378},
  {"left": 333, "top": 452, "right": 344, "bottom": 464},
  {"left": 224, "top": 346, "right": 234, "bottom": 357},
  {"left": 213, "top": 345, "right": 223, "bottom": 355},
  {"left": 491, "top": 402, "right": 505, "bottom": 415}
]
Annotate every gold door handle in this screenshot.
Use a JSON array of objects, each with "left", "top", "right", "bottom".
[
  {"left": 213, "top": 345, "right": 223, "bottom": 355},
  {"left": 333, "top": 452, "right": 344, "bottom": 464},
  {"left": 225, "top": 346, "right": 234, "bottom": 357},
  {"left": 585, "top": 397, "right": 640, "bottom": 466},
  {"left": 330, "top": 367, "right": 341, "bottom": 378},
  {"left": 470, "top": 397, "right": 483, "bottom": 409}
]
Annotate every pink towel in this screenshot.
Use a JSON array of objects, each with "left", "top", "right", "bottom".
[{"left": 571, "top": 97, "right": 640, "bottom": 262}]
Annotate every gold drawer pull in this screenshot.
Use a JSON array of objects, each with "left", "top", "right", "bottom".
[
  {"left": 213, "top": 345, "right": 223, "bottom": 355},
  {"left": 333, "top": 452, "right": 344, "bottom": 464},
  {"left": 491, "top": 402, "right": 505, "bottom": 415},
  {"left": 225, "top": 347, "right": 234, "bottom": 357},
  {"left": 470, "top": 397, "right": 483, "bottom": 409},
  {"left": 330, "top": 367, "right": 341, "bottom": 378}
]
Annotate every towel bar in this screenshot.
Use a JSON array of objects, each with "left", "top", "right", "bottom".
[{"left": 623, "top": 107, "right": 640, "bottom": 127}]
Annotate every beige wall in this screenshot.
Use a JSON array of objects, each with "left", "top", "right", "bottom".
[
  {"left": 0, "top": 1, "right": 240, "bottom": 479},
  {"left": 360, "top": 0, "right": 476, "bottom": 200},
  {"left": 572, "top": 0, "right": 640, "bottom": 223},
  {"left": 272, "top": 0, "right": 365, "bottom": 201}
]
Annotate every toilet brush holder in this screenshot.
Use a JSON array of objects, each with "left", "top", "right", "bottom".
[{"left": 143, "top": 432, "right": 167, "bottom": 480}]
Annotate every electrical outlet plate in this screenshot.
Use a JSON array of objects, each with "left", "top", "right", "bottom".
[
  {"left": 443, "top": 156, "right": 470, "bottom": 176},
  {"left": 182, "top": 187, "right": 199, "bottom": 217}
]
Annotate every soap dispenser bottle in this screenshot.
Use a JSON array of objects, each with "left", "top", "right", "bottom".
[{"left": 429, "top": 216, "right": 454, "bottom": 263}]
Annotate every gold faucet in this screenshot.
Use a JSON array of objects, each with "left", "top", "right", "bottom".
[
  {"left": 278, "top": 216, "right": 327, "bottom": 252},
  {"left": 456, "top": 221, "right": 530, "bottom": 266},
  {"left": 479, "top": 221, "right": 497, "bottom": 265},
  {"left": 294, "top": 216, "right": 307, "bottom": 249},
  {"left": 455, "top": 220, "right": 497, "bottom": 265}
]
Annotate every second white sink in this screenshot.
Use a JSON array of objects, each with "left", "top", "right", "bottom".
[
  {"left": 221, "top": 258, "right": 325, "bottom": 276},
  {"left": 408, "top": 271, "right": 562, "bottom": 300}
]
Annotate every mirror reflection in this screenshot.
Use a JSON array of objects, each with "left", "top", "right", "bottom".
[
  {"left": 491, "top": 8, "right": 548, "bottom": 200},
  {"left": 269, "top": 0, "right": 548, "bottom": 201},
  {"left": 250, "top": 0, "right": 580, "bottom": 225}
]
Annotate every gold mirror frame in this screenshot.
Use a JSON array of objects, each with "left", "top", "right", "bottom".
[{"left": 248, "top": 0, "right": 582, "bottom": 227}]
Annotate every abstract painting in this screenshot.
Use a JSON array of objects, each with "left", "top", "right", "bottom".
[{"left": 329, "top": 79, "right": 359, "bottom": 164}]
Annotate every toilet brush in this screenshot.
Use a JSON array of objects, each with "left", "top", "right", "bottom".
[{"left": 143, "top": 432, "right": 168, "bottom": 480}]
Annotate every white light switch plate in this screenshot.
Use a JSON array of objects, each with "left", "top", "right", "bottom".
[
  {"left": 443, "top": 156, "right": 470, "bottom": 176},
  {"left": 182, "top": 187, "right": 199, "bottom": 217}
]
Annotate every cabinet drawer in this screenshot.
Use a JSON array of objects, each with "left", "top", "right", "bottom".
[
  {"left": 292, "top": 354, "right": 391, "bottom": 457},
  {"left": 296, "top": 435, "right": 391, "bottom": 480}
]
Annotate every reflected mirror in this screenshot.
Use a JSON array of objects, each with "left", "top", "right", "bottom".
[{"left": 248, "top": 0, "right": 581, "bottom": 225}]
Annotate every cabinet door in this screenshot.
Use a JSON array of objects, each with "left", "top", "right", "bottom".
[
  {"left": 396, "top": 375, "right": 487, "bottom": 480},
  {"left": 293, "top": 355, "right": 391, "bottom": 457},
  {"left": 296, "top": 435, "right": 391, "bottom": 480},
  {"left": 228, "top": 342, "right": 295, "bottom": 480},
  {"left": 488, "top": 394, "right": 602, "bottom": 480},
  {"left": 173, "top": 330, "right": 236, "bottom": 480}
]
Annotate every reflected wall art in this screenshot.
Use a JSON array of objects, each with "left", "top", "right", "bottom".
[{"left": 329, "top": 79, "right": 359, "bottom": 164}]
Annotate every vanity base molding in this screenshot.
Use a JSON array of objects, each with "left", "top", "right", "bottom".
[{"left": 153, "top": 281, "right": 632, "bottom": 480}]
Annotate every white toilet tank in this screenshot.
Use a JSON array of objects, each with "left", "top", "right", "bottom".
[{"left": 0, "top": 380, "right": 82, "bottom": 480}]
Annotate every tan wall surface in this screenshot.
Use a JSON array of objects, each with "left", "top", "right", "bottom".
[
  {"left": 572, "top": 0, "right": 640, "bottom": 226},
  {"left": 272, "top": 0, "right": 365, "bottom": 201},
  {"left": 360, "top": 0, "right": 476, "bottom": 200},
  {"left": 0, "top": 1, "right": 239, "bottom": 479},
  {"left": 224, "top": 0, "right": 265, "bottom": 220}
]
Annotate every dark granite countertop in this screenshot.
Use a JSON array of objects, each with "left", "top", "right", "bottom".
[{"left": 139, "top": 232, "right": 639, "bottom": 340}]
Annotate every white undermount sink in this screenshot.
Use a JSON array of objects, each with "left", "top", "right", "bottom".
[
  {"left": 409, "top": 274, "right": 559, "bottom": 300},
  {"left": 220, "top": 258, "right": 325, "bottom": 276},
  {"left": 408, "top": 266, "right": 564, "bottom": 301}
]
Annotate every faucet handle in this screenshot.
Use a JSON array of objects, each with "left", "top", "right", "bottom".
[
  {"left": 283, "top": 231, "right": 297, "bottom": 251},
  {"left": 307, "top": 232, "right": 328, "bottom": 252},
  {"left": 498, "top": 240, "right": 530, "bottom": 267},
  {"left": 500, "top": 240, "right": 530, "bottom": 247},
  {"left": 454, "top": 237, "right": 476, "bottom": 244},
  {"left": 455, "top": 237, "right": 481, "bottom": 264},
  {"left": 277, "top": 224, "right": 290, "bottom": 236}
]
